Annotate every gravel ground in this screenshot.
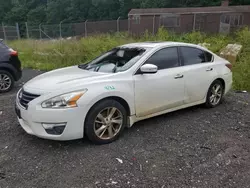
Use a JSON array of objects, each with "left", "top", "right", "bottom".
[{"left": 0, "top": 69, "right": 250, "bottom": 188}]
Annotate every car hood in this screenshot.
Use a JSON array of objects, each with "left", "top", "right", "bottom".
[{"left": 23, "top": 66, "right": 108, "bottom": 93}]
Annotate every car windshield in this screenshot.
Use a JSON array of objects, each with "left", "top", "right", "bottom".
[{"left": 78, "top": 47, "right": 151, "bottom": 73}]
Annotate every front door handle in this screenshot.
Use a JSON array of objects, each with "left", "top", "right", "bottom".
[
  {"left": 175, "top": 74, "right": 184, "bottom": 79},
  {"left": 206, "top": 67, "right": 213, "bottom": 71}
]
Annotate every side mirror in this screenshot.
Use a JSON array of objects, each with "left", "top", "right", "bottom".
[{"left": 140, "top": 64, "right": 158, "bottom": 74}]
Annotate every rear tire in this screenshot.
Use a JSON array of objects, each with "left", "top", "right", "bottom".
[
  {"left": 84, "top": 99, "right": 127, "bottom": 145},
  {"left": 205, "top": 80, "right": 224, "bottom": 108},
  {"left": 0, "top": 70, "right": 14, "bottom": 93}
]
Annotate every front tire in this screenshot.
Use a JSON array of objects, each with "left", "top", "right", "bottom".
[
  {"left": 84, "top": 99, "right": 127, "bottom": 145},
  {"left": 205, "top": 80, "right": 224, "bottom": 108},
  {"left": 0, "top": 70, "right": 14, "bottom": 93}
]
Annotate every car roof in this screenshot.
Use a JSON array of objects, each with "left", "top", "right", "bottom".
[{"left": 120, "top": 41, "right": 207, "bottom": 50}]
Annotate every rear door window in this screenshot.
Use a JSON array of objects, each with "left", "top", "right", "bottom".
[
  {"left": 180, "top": 46, "right": 206, "bottom": 66},
  {"left": 204, "top": 51, "right": 213, "bottom": 62}
]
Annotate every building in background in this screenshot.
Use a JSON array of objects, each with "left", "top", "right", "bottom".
[{"left": 128, "top": 0, "right": 250, "bottom": 35}]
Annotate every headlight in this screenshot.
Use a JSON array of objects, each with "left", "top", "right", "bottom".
[
  {"left": 18, "top": 89, "right": 23, "bottom": 100},
  {"left": 41, "top": 90, "right": 87, "bottom": 109}
]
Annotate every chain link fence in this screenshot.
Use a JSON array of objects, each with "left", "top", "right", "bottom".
[
  {"left": 24, "top": 18, "right": 129, "bottom": 40},
  {"left": 1, "top": 13, "right": 249, "bottom": 41},
  {"left": 0, "top": 23, "right": 20, "bottom": 41}
]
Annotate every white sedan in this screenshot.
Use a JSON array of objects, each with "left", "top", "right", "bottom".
[{"left": 15, "top": 42, "right": 233, "bottom": 144}]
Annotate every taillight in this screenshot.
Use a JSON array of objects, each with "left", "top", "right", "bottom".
[
  {"left": 226, "top": 63, "right": 232, "bottom": 71},
  {"left": 10, "top": 50, "right": 18, "bottom": 56}
]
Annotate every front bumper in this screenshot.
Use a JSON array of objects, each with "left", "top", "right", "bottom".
[{"left": 15, "top": 101, "right": 87, "bottom": 141}]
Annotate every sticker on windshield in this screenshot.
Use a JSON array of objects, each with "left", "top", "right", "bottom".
[{"left": 105, "top": 86, "right": 115, "bottom": 90}]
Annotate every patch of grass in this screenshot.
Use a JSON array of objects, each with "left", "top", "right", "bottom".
[
  {"left": 9, "top": 32, "right": 133, "bottom": 71},
  {"left": 232, "top": 27, "right": 250, "bottom": 91},
  {"left": 7, "top": 28, "right": 250, "bottom": 91}
]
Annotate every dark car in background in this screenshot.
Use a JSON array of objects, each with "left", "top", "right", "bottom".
[{"left": 0, "top": 39, "right": 22, "bottom": 93}]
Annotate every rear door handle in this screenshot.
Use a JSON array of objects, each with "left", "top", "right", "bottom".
[
  {"left": 206, "top": 67, "right": 213, "bottom": 71},
  {"left": 175, "top": 74, "right": 184, "bottom": 79}
]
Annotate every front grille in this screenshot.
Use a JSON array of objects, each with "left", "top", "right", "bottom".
[{"left": 19, "top": 90, "right": 40, "bottom": 109}]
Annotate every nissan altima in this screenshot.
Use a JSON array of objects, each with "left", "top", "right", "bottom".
[{"left": 15, "top": 42, "right": 232, "bottom": 144}]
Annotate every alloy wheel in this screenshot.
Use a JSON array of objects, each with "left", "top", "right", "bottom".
[
  {"left": 209, "top": 83, "right": 223, "bottom": 106},
  {"left": 0, "top": 74, "right": 12, "bottom": 91},
  {"left": 94, "top": 107, "right": 123, "bottom": 140}
]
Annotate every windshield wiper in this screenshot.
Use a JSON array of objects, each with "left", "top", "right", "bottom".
[{"left": 78, "top": 64, "right": 88, "bottom": 69}]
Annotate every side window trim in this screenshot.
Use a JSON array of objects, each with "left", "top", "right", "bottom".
[
  {"left": 177, "top": 46, "right": 184, "bottom": 66},
  {"left": 177, "top": 46, "right": 182, "bottom": 66}
]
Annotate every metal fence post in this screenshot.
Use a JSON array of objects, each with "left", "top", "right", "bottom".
[
  {"left": 2, "top": 23, "right": 7, "bottom": 41},
  {"left": 117, "top": 17, "right": 120, "bottom": 32},
  {"left": 39, "top": 24, "right": 42, "bottom": 39},
  {"left": 59, "top": 21, "right": 63, "bottom": 38},
  {"left": 85, "top": 20, "right": 88, "bottom": 37},
  {"left": 25, "top": 22, "right": 29, "bottom": 39},
  {"left": 128, "top": 17, "right": 130, "bottom": 34},
  {"left": 153, "top": 15, "right": 156, "bottom": 35},
  {"left": 193, "top": 13, "right": 196, "bottom": 31},
  {"left": 16, "top": 23, "right": 20, "bottom": 40}
]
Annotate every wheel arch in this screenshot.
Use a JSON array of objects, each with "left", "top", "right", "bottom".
[
  {"left": 0, "top": 64, "right": 17, "bottom": 80},
  {"left": 204, "top": 78, "right": 226, "bottom": 108},
  {"left": 204, "top": 77, "right": 226, "bottom": 101},
  {"left": 213, "top": 78, "right": 226, "bottom": 93},
  {"left": 83, "top": 95, "right": 131, "bottom": 144},
  {"left": 83, "top": 95, "right": 132, "bottom": 137},
  {"left": 87, "top": 96, "right": 131, "bottom": 117}
]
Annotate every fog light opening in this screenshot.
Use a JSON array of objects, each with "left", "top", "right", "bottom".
[{"left": 42, "top": 123, "right": 67, "bottom": 135}]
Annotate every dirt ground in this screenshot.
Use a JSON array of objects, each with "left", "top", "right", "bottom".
[{"left": 0, "top": 69, "right": 250, "bottom": 188}]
